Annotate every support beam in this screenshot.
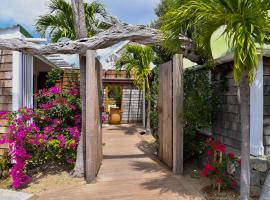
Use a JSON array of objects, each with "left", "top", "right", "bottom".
[
  {"left": 0, "top": 24, "right": 200, "bottom": 63},
  {"left": 250, "top": 57, "right": 264, "bottom": 156},
  {"left": 172, "top": 54, "right": 184, "bottom": 175},
  {"left": 85, "top": 50, "right": 98, "bottom": 182}
]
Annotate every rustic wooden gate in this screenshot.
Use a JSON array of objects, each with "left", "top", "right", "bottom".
[
  {"left": 158, "top": 54, "right": 184, "bottom": 175},
  {"left": 85, "top": 50, "right": 103, "bottom": 182}
]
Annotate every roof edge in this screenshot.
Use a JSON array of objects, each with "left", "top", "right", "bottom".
[{"left": 190, "top": 48, "right": 270, "bottom": 69}]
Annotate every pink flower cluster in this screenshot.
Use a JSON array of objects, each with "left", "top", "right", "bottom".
[{"left": 0, "top": 85, "right": 81, "bottom": 189}]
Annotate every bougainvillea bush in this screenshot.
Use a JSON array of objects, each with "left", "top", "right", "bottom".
[
  {"left": 202, "top": 138, "right": 241, "bottom": 190},
  {"left": 0, "top": 85, "right": 81, "bottom": 189}
]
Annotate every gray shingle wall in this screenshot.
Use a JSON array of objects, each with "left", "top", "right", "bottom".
[
  {"left": 263, "top": 58, "right": 270, "bottom": 154},
  {"left": 211, "top": 63, "right": 246, "bottom": 152}
]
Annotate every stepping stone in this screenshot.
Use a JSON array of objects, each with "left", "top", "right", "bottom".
[{"left": 0, "top": 189, "right": 35, "bottom": 200}]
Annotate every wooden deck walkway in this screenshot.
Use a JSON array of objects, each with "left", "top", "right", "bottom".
[{"left": 37, "top": 124, "right": 205, "bottom": 200}]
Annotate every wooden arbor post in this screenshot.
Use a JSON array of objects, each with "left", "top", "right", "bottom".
[
  {"left": 85, "top": 50, "right": 103, "bottom": 183},
  {"left": 172, "top": 54, "right": 184, "bottom": 175}
]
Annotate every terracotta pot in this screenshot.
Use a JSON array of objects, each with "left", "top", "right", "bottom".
[{"left": 109, "top": 108, "right": 121, "bottom": 124}]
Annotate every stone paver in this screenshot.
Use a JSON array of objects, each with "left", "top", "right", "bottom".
[
  {"left": 36, "top": 124, "right": 205, "bottom": 200},
  {"left": 0, "top": 189, "right": 34, "bottom": 200}
]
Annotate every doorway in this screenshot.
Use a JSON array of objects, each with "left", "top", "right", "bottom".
[{"left": 105, "top": 85, "right": 123, "bottom": 124}]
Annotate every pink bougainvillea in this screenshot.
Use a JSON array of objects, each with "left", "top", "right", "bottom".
[{"left": 0, "top": 84, "right": 82, "bottom": 189}]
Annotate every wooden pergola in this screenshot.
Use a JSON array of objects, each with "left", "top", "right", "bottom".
[{"left": 0, "top": 21, "right": 199, "bottom": 182}]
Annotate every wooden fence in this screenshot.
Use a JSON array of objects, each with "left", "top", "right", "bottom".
[{"left": 158, "top": 54, "right": 184, "bottom": 175}]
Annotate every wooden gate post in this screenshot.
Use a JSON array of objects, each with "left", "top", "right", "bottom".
[
  {"left": 172, "top": 54, "right": 184, "bottom": 175},
  {"left": 85, "top": 50, "right": 98, "bottom": 183}
]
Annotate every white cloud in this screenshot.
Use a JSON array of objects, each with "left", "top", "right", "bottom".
[
  {"left": 0, "top": 0, "right": 49, "bottom": 30},
  {"left": 0, "top": 0, "right": 160, "bottom": 34}
]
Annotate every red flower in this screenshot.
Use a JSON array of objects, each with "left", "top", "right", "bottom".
[
  {"left": 216, "top": 177, "right": 223, "bottom": 184},
  {"left": 212, "top": 139, "right": 226, "bottom": 153},
  {"left": 207, "top": 149, "right": 213, "bottom": 156},
  {"left": 231, "top": 179, "right": 237, "bottom": 188},
  {"left": 237, "top": 159, "right": 241, "bottom": 166},
  {"left": 205, "top": 138, "right": 212, "bottom": 146},
  {"left": 202, "top": 163, "right": 215, "bottom": 177},
  {"left": 228, "top": 152, "right": 235, "bottom": 160}
]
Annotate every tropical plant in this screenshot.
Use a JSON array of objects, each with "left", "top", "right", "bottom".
[
  {"left": 161, "top": 0, "right": 270, "bottom": 199},
  {"left": 149, "top": 66, "right": 159, "bottom": 139},
  {"left": 0, "top": 84, "right": 81, "bottom": 189},
  {"left": 183, "top": 68, "right": 219, "bottom": 160},
  {"left": 35, "top": 0, "right": 110, "bottom": 42},
  {"left": 115, "top": 45, "right": 154, "bottom": 133},
  {"left": 46, "top": 67, "right": 64, "bottom": 87}
]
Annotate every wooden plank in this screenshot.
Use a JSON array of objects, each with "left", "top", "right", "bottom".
[
  {"left": 0, "top": 72, "right": 12, "bottom": 80},
  {"left": 95, "top": 58, "right": 102, "bottom": 174},
  {"left": 158, "top": 60, "right": 174, "bottom": 169},
  {"left": 0, "top": 50, "right": 12, "bottom": 56},
  {"left": 172, "top": 54, "right": 184, "bottom": 175},
  {"left": 0, "top": 63, "right": 12, "bottom": 72},
  {"left": 0, "top": 127, "right": 8, "bottom": 134},
  {"left": 0, "top": 96, "right": 12, "bottom": 103},
  {"left": 0, "top": 54, "right": 12, "bottom": 64},
  {"left": 85, "top": 50, "right": 98, "bottom": 183},
  {"left": 167, "top": 60, "right": 173, "bottom": 169},
  {"left": 0, "top": 103, "right": 12, "bottom": 111},
  {"left": 162, "top": 63, "right": 167, "bottom": 165},
  {"left": 0, "top": 88, "right": 12, "bottom": 95},
  {"left": 0, "top": 80, "right": 12, "bottom": 88},
  {"left": 158, "top": 63, "right": 163, "bottom": 161}
]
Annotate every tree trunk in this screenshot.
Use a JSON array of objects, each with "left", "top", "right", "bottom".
[
  {"left": 260, "top": 171, "right": 270, "bottom": 200},
  {"left": 143, "top": 79, "right": 146, "bottom": 128},
  {"left": 146, "top": 99, "right": 151, "bottom": 133},
  {"left": 71, "top": 0, "right": 88, "bottom": 177},
  {"left": 239, "top": 70, "right": 251, "bottom": 200},
  {"left": 71, "top": 0, "right": 87, "bottom": 38}
]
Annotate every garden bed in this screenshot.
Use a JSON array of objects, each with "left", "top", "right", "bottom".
[
  {"left": 202, "top": 185, "right": 258, "bottom": 200},
  {"left": 0, "top": 163, "right": 84, "bottom": 195}
]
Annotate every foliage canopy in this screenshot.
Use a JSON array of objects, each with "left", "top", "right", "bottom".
[
  {"left": 161, "top": 0, "right": 270, "bottom": 83},
  {"left": 36, "top": 0, "right": 110, "bottom": 42}
]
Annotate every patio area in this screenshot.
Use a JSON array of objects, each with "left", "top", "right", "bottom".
[{"left": 36, "top": 124, "right": 205, "bottom": 200}]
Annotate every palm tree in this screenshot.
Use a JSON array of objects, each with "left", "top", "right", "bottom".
[
  {"left": 160, "top": 0, "right": 270, "bottom": 199},
  {"left": 35, "top": 0, "right": 110, "bottom": 42},
  {"left": 115, "top": 45, "right": 154, "bottom": 133}
]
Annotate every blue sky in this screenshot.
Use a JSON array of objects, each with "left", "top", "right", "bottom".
[{"left": 0, "top": 0, "right": 159, "bottom": 37}]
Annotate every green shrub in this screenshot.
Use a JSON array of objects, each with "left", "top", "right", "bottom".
[
  {"left": 183, "top": 68, "right": 219, "bottom": 160},
  {"left": 0, "top": 152, "right": 11, "bottom": 179},
  {"left": 150, "top": 66, "right": 159, "bottom": 139},
  {"left": 46, "top": 67, "right": 64, "bottom": 87}
]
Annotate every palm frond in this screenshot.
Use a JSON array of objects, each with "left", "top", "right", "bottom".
[{"left": 160, "top": 0, "right": 270, "bottom": 84}]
